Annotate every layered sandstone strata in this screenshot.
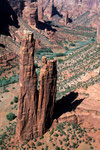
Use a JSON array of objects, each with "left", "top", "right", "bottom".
[
  {"left": 16, "top": 33, "right": 57, "bottom": 141},
  {"left": 0, "top": 52, "right": 18, "bottom": 67},
  {"left": 16, "top": 33, "right": 38, "bottom": 141},
  {"left": 37, "top": 57, "right": 57, "bottom": 135}
]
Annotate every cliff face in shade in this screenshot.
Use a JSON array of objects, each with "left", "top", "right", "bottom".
[
  {"left": 16, "top": 33, "right": 38, "bottom": 141},
  {"left": 37, "top": 57, "right": 57, "bottom": 135},
  {"left": 16, "top": 33, "right": 57, "bottom": 141}
]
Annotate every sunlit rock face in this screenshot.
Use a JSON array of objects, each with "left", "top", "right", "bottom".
[{"left": 16, "top": 33, "right": 57, "bottom": 141}]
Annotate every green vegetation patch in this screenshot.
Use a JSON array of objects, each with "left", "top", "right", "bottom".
[{"left": 6, "top": 112, "right": 16, "bottom": 121}]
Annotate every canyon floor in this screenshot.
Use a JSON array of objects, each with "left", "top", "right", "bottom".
[{"left": 0, "top": 9, "right": 100, "bottom": 150}]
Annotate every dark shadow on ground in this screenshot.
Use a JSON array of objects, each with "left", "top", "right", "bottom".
[
  {"left": 0, "top": 44, "right": 5, "bottom": 48},
  {"left": 52, "top": 5, "right": 63, "bottom": 18},
  {"left": 68, "top": 18, "right": 73, "bottom": 23},
  {"left": 0, "top": 0, "right": 20, "bottom": 36},
  {"left": 36, "top": 20, "right": 57, "bottom": 32},
  {"left": 53, "top": 92, "right": 84, "bottom": 119}
]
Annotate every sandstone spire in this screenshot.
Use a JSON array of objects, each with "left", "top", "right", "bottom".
[
  {"left": 16, "top": 33, "right": 57, "bottom": 141},
  {"left": 16, "top": 32, "right": 38, "bottom": 141},
  {"left": 38, "top": 0, "right": 43, "bottom": 21},
  {"left": 49, "top": 0, "right": 54, "bottom": 19},
  {"left": 37, "top": 57, "right": 57, "bottom": 135}
]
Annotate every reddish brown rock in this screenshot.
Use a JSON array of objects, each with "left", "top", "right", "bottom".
[
  {"left": 16, "top": 33, "right": 57, "bottom": 141},
  {"left": 16, "top": 32, "right": 38, "bottom": 141},
  {"left": 49, "top": 0, "right": 54, "bottom": 19},
  {"left": 23, "top": 2, "right": 37, "bottom": 26},
  {"left": 38, "top": 0, "right": 43, "bottom": 21},
  {"left": 97, "top": 16, "right": 100, "bottom": 44},
  {"left": 37, "top": 57, "right": 57, "bottom": 135},
  {"left": 65, "top": 11, "right": 69, "bottom": 25},
  {"left": 58, "top": 112, "right": 78, "bottom": 124},
  {"left": 0, "top": 52, "right": 18, "bottom": 67}
]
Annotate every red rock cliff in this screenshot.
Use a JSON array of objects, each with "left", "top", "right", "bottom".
[
  {"left": 16, "top": 32, "right": 38, "bottom": 141},
  {"left": 16, "top": 33, "right": 57, "bottom": 141},
  {"left": 37, "top": 57, "right": 57, "bottom": 135}
]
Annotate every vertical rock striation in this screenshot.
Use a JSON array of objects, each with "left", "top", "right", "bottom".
[
  {"left": 16, "top": 33, "right": 57, "bottom": 141},
  {"left": 37, "top": 57, "right": 57, "bottom": 135},
  {"left": 16, "top": 32, "right": 38, "bottom": 141}
]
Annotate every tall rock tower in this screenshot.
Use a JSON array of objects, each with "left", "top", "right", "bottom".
[
  {"left": 16, "top": 32, "right": 38, "bottom": 141},
  {"left": 38, "top": 0, "right": 43, "bottom": 21},
  {"left": 37, "top": 57, "right": 57, "bottom": 135},
  {"left": 49, "top": 0, "right": 54, "bottom": 19},
  {"left": 16, "top": 33, "right": 57, "bottom": 141}
]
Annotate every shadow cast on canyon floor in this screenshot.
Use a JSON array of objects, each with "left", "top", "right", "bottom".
[
  {"left": 52, "top": 5, "right": 63, "bottom": 18},
  {"left": 0, "top": 0, "right": 19, "bottom": 36},
  {"left": 36, "top": 21, "right": 57, "bottom": 32},
  {"left": 53, "top": 92, "right": 84, "bottom": 119}
]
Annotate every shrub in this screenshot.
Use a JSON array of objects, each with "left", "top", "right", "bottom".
[
  {"left": 6, "top": 112, "right": 16, "bottom": 121},
  {"left": 69, "top": 43, "right": 76, "bottom": 47},
  {"left": 45, "top": 145, "right": 48, "bottom": 150},
  {"left": 1, "top": 132, "right": 7, "bottom": 139},
  {"left": 0, "top": 139, "right": 3, "bottom": 145},
  {"left": 65, "top": 47, "right": 69, "bottom": 50},
  {"left": 50, "top": 127, "right": 54, "bottom": 135},
  {"left": 90, "top": 146, "right": 94, "bottom": 149},
  {"left": 55, "top": 53, "right": 66, "bottom": 57},
  {"left": 54, "top": 133, "right": 59, "bottom": 137},
  {"left": 14, "top": 96, "right": 18, "bottom": 103},
  {"left": 33, "top": 138, "right": 37, "bottom": 142},
  {"left": 27, "top": 144, "right": 31, "bottom": 148},
  {"left": 36, "top": 141, "right": 42, "bottom": 146},
  {"left": 55, "top": 146, "right": 60, "bottom": 150},
  {"left": 40, "top": 135, "right": 44, "bottom": 139},
  {"left": 58, "top": 59, "right": 64, "bottom": 63},
  {"left": 59, "top": 140, "right": 62, "bottom": 145},
  {"left": 34, "top": 63, "right": 38, "bottom": 68},
  {"left": 31, "top": 142, "right": 35, "bottom": 148},
  {"left": 10, "top": 101, "right": 14, "bottom": 105},
  {"left": 3, "top": 87, "right": 9, "bottom": 93}
]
